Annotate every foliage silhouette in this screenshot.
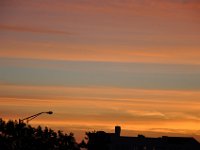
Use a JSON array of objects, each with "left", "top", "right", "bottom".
[{"left": 0, "top": 118, "right": 80, "bottom": 150}]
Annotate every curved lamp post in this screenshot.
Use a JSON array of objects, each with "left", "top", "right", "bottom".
[{"left": 19, "top": 111, "right": 53, "bottom": 123}]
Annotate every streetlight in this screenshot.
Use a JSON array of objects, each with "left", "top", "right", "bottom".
[{"left": 19, "top": 111, "right": 53, "bottom": 123}]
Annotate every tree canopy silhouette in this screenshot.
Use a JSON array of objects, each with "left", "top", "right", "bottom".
[{"left": 0, "top": 118, "right": 80, "bottom": 150}]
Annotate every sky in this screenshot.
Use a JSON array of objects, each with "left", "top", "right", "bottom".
[{"left": 0, "top": 0, "right": 200, "bottom": 142}]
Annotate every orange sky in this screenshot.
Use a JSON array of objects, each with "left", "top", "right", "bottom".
[{"left": 0, "top": 0, "right": 200, "bottom": 142}]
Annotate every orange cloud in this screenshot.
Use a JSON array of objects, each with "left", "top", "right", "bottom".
[
  {"left": 1, "top": 84, "right": 200, "bottom": 101},
  {"left": 1, "top": 85, "right": 200, "bottom": 125},
  {"left": 0, "top": 42, "right": 200, "bottom": 64}
]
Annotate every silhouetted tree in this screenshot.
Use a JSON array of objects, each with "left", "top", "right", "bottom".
[
  {"left": 0, "top": 118, "right": 80, "bottom": 150},
  {"left": 79, "top": 140, "right": 87, "bottom": 149}
]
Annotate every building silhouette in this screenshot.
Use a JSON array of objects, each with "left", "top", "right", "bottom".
[{"left": 87, "top": 126, "right": 200, "bottom": 150}]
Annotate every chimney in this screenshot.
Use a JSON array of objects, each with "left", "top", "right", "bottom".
[{"left": 115, "top": 126, "right": 121, "bottom": 137}]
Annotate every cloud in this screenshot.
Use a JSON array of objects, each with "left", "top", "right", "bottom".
[
  {"left": 0, "top": 24, "right": 73, "bottom": 35},
  {"left": 0, "top": 44, "right": 200, "bottom": 65},
  {"left": 1, "top": 84, "right": 200, "bottom": 101},
  {"left": 127, "top": 110, "right": 166, "bottom": 118},
  {"left": 1, "top": 84, "right": 200, "bottom": 123}
]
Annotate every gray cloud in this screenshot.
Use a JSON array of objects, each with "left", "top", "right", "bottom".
[{"left": 0, "top": 24, "right": 73, "bottom": 35}]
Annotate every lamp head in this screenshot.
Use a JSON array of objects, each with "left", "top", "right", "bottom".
[{"left": 47, "top": 111, "right": 53, "bottom": 114}]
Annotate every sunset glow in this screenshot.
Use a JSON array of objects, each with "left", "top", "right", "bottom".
[{"left": 1, "top": 0, "right": 200, "bottom": 142}]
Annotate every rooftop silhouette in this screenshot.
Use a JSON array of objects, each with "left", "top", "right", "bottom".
[{"left": 86, "top": 126, "right": 200, "bottom": 150}]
